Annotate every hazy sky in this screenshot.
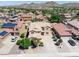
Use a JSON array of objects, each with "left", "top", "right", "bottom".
[{"left": 0, "top": 1, "right": 78, "bottom": 6}]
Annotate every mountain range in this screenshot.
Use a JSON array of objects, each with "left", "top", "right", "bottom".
[{"left": 11, "top": 1, "right": 79, "bottom": 9}]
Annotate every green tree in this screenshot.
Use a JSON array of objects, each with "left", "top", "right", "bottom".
[
  {"left": 20, "top": 38, "right": 31, "bottom": 49},
  {"left": 50, "top": 15, "right": 62, "bottom": 23},
  {"left": 16, "top": 38, "right": 31, "bottom": 49}
]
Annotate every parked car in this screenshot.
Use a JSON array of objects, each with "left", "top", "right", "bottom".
[
  {"left": 53, "top": 36, "right": 58, "bottom": 41},
  {"left": 72, "top": 34, "right": 79, "bottom": 41},
  {"left": 11, "top": 36, "right": 18, "bottom": 42},
  {"left": 68, "top": 40, "right": 76, "bottom": 46},
  {"left": 58, "top": 39, "right": 63, "bottom": 43},
  {"left": 55, "top": 42, "right": 60, "bottom": 46}
]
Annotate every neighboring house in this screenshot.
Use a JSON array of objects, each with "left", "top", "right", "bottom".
[
  {"left": 35, "top": 14, "right": 47, "bottom": 21},
  {"left": 61, "top": 13, "right": 72, "bottom": 21},
  {"left": 2, "top": 23, "right": 19, "bottom": 36},
  {"left": 1, "top": 20, "right": 24, "bottom": 36},
  {"left": 52, "top": 23, "right": 72, "bottom": 37},
  {"left": 67, "top": 20, "right": 79, "bottom": 31},
  {"left": 52, "top": 23, "right": 79, "bottom": 39},
  {"left": 18, "top": 12, "right": 33, "bottom": 22},
  {"left": 28, "top": 22, "right": 51, "bottom": 38}
]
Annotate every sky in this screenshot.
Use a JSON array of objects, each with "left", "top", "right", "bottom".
[{"left": 0, "top": 1, "right": 79, "bottom": 6}]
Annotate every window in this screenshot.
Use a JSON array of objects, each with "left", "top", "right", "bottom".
[
  {"left": 41, "top": 32, "right": 44, "bottom": 35},
  {"left": 31, "top": 31, "right": 34, "bottom": 34},
  {"left": 46, "top": 32, "right": 49, "bottom": 34},
  {"left": 46, "top": 26, "right": 49, "bottom": 30},
  {"left": 16, "top": 28, "right": 18, "bottom": 31},
  {"left": 11, "top": 32, "right": 14, "bottom": 36},
  {"left": 25, "top": 26, "right": 27, "bottom": 29},
  {"left": 37, "top": 31, "right": 40, "bottom": 33},
  {"left": 20, "top": 19, "right": 22, "bottom": 21},
  {"left": 15, "top": 32, "right": 19, "bottom": 36},
  {"left": 41, "top": 27, "right": 44, "bottom": 31},
  {"left": 10, "top": 20, "right": 15, "bottom": 22},
  {"left": 46, "top": 27, "right": 49, "bottom": 30}
]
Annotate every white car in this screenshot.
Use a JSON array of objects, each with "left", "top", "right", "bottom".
[{"left": 11, "top": 36, "right": 18, "bottom": 42}]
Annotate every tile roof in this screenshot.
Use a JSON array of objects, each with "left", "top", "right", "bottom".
[
  {"left": 68, "top": 20, "right": 79, "bottom": 29},
  {"left": 71, "top": 29, "right": 79, "bottom": 35},
  {"left": 52, "top": 23, "right": 72, "bottom": 37},
  {"left": 36, "top": 15, "right": 45, "bottom": 20},
  {"left": 19, "top": 13, "right": 32, "bottom": 18}
]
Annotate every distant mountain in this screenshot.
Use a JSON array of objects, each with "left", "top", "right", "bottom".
[
  {"left": 8, "top": 1, "right": 79, "bottom": 9},
  {"left": 62, "top": 3, "right": 79, "bottom": 8},
  {"left": 15, "top": 1, "right": 59, "bottom": 9}
]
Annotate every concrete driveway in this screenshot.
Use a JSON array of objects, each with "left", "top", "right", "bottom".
[{"left": 0, "top": 36, "right": 19, "bottom": 54}]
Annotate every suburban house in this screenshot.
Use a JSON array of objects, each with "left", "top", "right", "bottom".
[
  {"left": 52, "top": 23, "right": 79, "bottom": 40},
  {"left": 1, "top": 19, "right": 24, "bottom": 36},
  {"left": 18, "top": 12, "right": 33, "bottom": 22},
  {"left": 1, "top": 23, "right": 19, "bottom": 36},
  {"left": 52, "top": 23, "right": 72, "bottom": 37},
  {"left": 28, "top": 22, "right": 51, "bottom": 38},
  {"left": 2, "top": 23, "right": 18, "bottom": 36},
  {"left": 61, "top": 13, "right": 72, "bottom": 21},
  {"left": 35, "top": 14, "right": 47, "bottom": 21},
  {"left": 67, "top": 20, "right": 79, "bottom": 31}
]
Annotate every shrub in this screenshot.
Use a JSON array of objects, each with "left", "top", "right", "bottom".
[
  {"left": 20, "top": 33, "right": 25, "bottom": 38},
  {"left": 16, "top": 40, "right": 21, "bottom": 45},
  {"left": 16, "top": 38, "right": 31, "bottom": 49},
  {"left": 19, "top": 38, "right": 31, "bottom": 49},
  {"left": 31, "top": 37, "right": 41, "bottom": 46},
  {"left": 39, "top": 42, "right": 44, "bottom": 47}
]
